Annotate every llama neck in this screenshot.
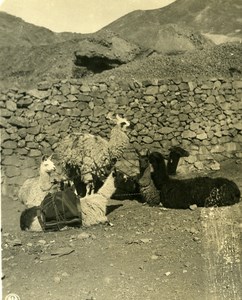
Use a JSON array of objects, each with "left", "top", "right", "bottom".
[
  {"left": 139, "top": 166, "right": 153, "bottom": 187},
  {"left": 39, "top": 171, "right": 52, "bottom": 191},
  {"left": 108, "top": 126, "right": 129, "bottom": 158},
  {"left": 97, "top": 172, "right": 115, "bottom": 198},
  {"left": 167, "top": 152, "right": 180, "bottom": 175},
  {"left": 151, "top": 155, "right": 170, "bottom": 189}
]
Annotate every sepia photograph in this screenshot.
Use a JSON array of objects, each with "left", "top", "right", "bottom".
[{"left": 0, "top": 0, "right": 242, "bottom": 299}]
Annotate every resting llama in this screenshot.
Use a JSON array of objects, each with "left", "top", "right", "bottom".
[
  {"left": 137, "top": 147, "right": 189, "bottom": 206},
  {"left": 20, "top": 181, "right": 81, "bottom": 232},
  {"left": 80, "top": 169, "right": 118, "bottom": 227},
  {"left": 18, "top": 155, "right": 57, "bottom": 208},
  {"left": 149, "top": 152, "right": 241, "bottom": 209},
  {"left": 20, "top": 169, "right": 119, "bottom": 231},
  {"left": 56, "top": 113, "right": 132, "bottom": 196}
]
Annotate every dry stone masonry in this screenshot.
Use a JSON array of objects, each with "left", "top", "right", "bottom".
[{"left": 1, "top": 77, "right": 242, "bottom": 198}]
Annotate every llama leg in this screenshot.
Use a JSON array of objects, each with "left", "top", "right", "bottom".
[{"left": 86, "top": 183, "right": 94, "bottom": 195}]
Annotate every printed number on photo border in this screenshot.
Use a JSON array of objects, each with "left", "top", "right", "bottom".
[{"left": 5, "top": 293, "right": 20, "bottom": 300}]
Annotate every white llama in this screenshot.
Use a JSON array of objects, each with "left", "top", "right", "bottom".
[
  {"left": 18, "top": 155, "right": 57, "bottom": 208},
  {"left": 56, "top": 113, "right": 132, "bottom": 196},
  {"left": 80, "top": 169, "right": 118, "bottom": 227},
  {"left": 20, "top": 169, "right": 118, "bottom": 231}
]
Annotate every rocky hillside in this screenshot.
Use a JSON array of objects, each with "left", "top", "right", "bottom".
[
  {"left": 0, "top": 11, "right": 84, "bottom": 47},
  {"left": 102, "top": 0, "right": 242, "bottom": 49},
  {"left": 0, "top": 0, "right": 241, "bottom": 90},
  {"left": 0, "top": 13, "right": 147, "bottom": 90},
  {"left": 91, "top": 43, "right": 242, "bottom": 83}
]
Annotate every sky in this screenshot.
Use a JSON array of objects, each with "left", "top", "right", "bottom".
[{"left": 0, "top": 0, "right": 175, "bottom": 33}]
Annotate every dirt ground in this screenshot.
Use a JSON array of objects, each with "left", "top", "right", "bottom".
[{"left": 1, "top": 159, "right": 242, "bottom": 300}]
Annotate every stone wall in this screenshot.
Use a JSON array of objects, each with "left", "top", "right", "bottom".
[{"left": 1, "top": 77, "right": 242, "bottom": 198}]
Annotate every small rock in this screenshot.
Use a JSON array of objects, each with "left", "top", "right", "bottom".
[
  {"left": 140, "top": 238, "right": 151, "bottom": 244},
  {"left": 54, "top": 276, "right": 61, "bottom": 283},
  {"left": 3, "top": 233, "right": 10, "bottom": 237},
  {"left": 11, "top": 239, "right": 22, "bottom": 246},
  {"left": 189, "top": 204, "right": 197, "bottom": 210},
  {"left": 38, "top": 240, "right": 47, "bottom": 245},
  {"left": 165, "top": 272, "right": 171, "bottom": 276},
  {"left": 78, "top": 232, "right": 90, "bottom": 239},
  {"left": 184, "top": 262, "right": 191, "bottom": 268},
  {"left": 190, "top": 227, "right": 198, "bottom": 234},
  {"left": 151, "top": 255, "right": 159, "bottom": 260},
  {"left": 91, "top": 234, "right": 97, "bottom": 240}
]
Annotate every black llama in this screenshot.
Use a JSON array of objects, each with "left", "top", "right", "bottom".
[
  {"left": 137, "top": 147, "right": 190, "bottom": 206},
  {"left": 149, "top": 152, "right": 241, "bottom": 209}
]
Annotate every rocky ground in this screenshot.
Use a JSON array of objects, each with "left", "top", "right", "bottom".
[
  {"left": 90, "top": 43, "right": 242, "bottom": 84},
  {"left": 2, "top": 159, "right": 242, "bottom": 300}
]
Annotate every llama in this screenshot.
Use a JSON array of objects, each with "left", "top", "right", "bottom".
[
  {"left": 56, "top": 113, "right": 132, "bottom": 196},
  {"left": 18, "top": 155, "right": 57, "bottom": 208},
  {"left": 111, "top": 170, "right": 141, "bottom": 200},
  {"left": 20, "top": 169, "right": 119, "bottom": 231},
  {"left": 80, "top": 169, "right": 118, "bottom": 227},
  {"left": 20, "top": 183, "right": 81, "bottom": 232},
  {"left": 138, "top": 152, "right": 161, "bottom": 206},
  {"left": 137, "top": 147, "right": 189, "bottom": 205},
  {"left": 139, "top": 163, "right": 161, "bottom": 206},
  {"left": 149, "top": 151, "right": 241, "bottom": 209}
]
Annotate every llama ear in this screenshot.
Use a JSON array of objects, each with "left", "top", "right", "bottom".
[
  {"left": 116, "top": 114, "right": 121, "bottom": 122},
  {"left": 107, "top": 112, "right": 114, "bottom": 121},
  {"left": 42, "top": 155, "right": 47, "bottom": 161},
  {"left": 134, "top": 148, "right": 141, "bottom": 157},
  {"left": 48, "top": 154, "right": 53, "bottom": 160}
]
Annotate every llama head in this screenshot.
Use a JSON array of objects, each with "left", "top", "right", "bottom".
[
  {"left": 148, "top": 151, "right": 169, "bottom": 185},
  {"left": 20, "top": 206, "right": 38, "bottom": 231},
  {"left": 113, "top": 169, "right": 139, "bottom": 193},
  {"left": 135, "top": 148, "right": 151, "bottom": 178},
  {"left": 107, "top": 113, "right": 131, "bottom": 131},
  {"left": 116, "top": 114, "right": 130, "bottom": 131},
  {"left": 40, "top": 155, "right": 56, "bottom": 174}
]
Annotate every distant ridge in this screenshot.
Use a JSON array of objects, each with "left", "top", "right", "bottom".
[
  {"left": 0, "top": 12, "right": 84, "bottom": 47},
  {"left": 101, "top": 0, "right": 242, "bottom": 50}
]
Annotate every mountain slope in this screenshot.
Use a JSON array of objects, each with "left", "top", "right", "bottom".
[
  {"left": 0, "top": 12, "right": 84, "bottom": 47},
  {"left": 0, "top": 2, "right": 241, "bottom": 90},
  {"left": 0, "top": 14, "right": 146, "bottom": 89},
  {"left": 102, "top": 0, "right": 242, "bottom": 49}
]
